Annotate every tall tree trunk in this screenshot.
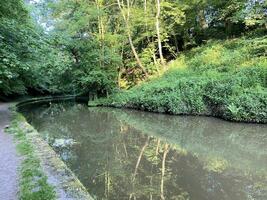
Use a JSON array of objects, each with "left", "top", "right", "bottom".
[
  {"left": 117, "top": 0, "right": 148, "bottom": 77},
  {"left": 133, "top": 136, "right": 150, "bottom": 182},
  {"left": 155, "top": 0, "right": 165, "bottom": 68},
  {"left": 127, "top": 33, "right": 148, "bottom": 76},
  {"left": 96, "top": 0, "right": 105, "bottom": 68},
  {"left": 150, "top": 174, "right": 153, "bottom": 200},
  {"left": 118, "top": 44, "right": 125, "bottom": 88},
  {"left": 156, "top": 139, "right": 160, "bottom": 155},
  {"left": 144, "top": 0, "right": 148, "bottom": 32},
  {"left": 160, "top": 143, "right": 169, "bottom": 200},
  {"left": 145, "top": 0, "right": 159, "bottom": 75}
]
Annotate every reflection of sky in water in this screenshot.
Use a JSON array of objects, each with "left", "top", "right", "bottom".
[{"left": 20, "top": 102, "right": 267, "bottom": 200}]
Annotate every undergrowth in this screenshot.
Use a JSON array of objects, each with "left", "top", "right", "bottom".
[{"left": 90, "top": 36, "right": 267, "bottom": 123}]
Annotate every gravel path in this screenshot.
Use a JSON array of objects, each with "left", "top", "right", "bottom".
[{"left": 0, "top": 103, "right": 20, "bottom": 200}]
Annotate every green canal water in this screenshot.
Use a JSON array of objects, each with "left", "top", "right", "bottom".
[{"left": 19, "top": 101, "right": 267, "bottom": 200}]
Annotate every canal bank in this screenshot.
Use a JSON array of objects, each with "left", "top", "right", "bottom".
[{"left": 2, "top": 98, "right": 93, "bottom": 200}]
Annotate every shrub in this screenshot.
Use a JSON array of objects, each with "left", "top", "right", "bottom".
[{"left": 91, "top": 36, "right": 267, "bottom": 123}]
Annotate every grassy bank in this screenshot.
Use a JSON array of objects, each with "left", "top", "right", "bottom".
[
  {"left": 90, "top": 36, "right": 267, "bottom": 123},
  {"left": 6, "top": 112, "right": 56, "bottom": 200}
]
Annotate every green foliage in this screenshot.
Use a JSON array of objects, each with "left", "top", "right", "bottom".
[
  {"left": 0, "top": 8, "right": 73, "bottom": 96},
  {"left": 0, "top": 0, "right": 29, "bottom": 22},
  {"left": 0, "top": 0, "right": 119, "bottom": 97},
  {"left": 0, "top": 19, "right": 34, "bottom": 95},
  {"left": 92, "top": 36, "right": 267, "bottom": 123},
  {"left": 1, "top": 0, "right": 266, "bottom": 104}
]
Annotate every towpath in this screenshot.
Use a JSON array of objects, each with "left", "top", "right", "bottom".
[{"left": 0, "top": 103, "right": 20, "bottom": 200}]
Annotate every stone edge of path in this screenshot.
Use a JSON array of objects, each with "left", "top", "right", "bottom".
[{"left": 12, "top": 99, "right": 94, "bottom": 200}]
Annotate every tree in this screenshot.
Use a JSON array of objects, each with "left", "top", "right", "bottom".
[
  {"left": 155, "top": 0, "right": 165, "bottom": 68},
  {"left": 117, "top": 0, "right": 148, "bottom": 77}
]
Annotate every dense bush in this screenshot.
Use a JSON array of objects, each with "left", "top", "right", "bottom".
[
  {"left": 0, "top": 18, "right": 74, "bottom": 96},
  {"left": 91, "top": 36, "right": 267, "bottom": 123},
  {"left": 0, "top": 19, "right": 118, "bottom": 97},
  {"left": 0, "top": 0, "right": 120, "bottom": 97}
]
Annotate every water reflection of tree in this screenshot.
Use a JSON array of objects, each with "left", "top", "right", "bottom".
[
  {"left": 111, "top": 108, "right": 267, "bottom": 173},
  {"left": 110, "top": 109, "right": 267, "bottom": 200},
  {"left": 23, "top": 103, "right": 267, "bottom": 200}
]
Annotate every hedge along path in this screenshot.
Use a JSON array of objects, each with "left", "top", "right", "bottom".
[{"left": 0, "top": 102, "right": 20, "bottom": 200}]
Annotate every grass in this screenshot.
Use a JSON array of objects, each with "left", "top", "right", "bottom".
[
  {"left": 90, "top": 35, "right": 267, "bottom": 123},
  {"left": 6, "top": 112, "right": 56, "bottom": 200}
]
